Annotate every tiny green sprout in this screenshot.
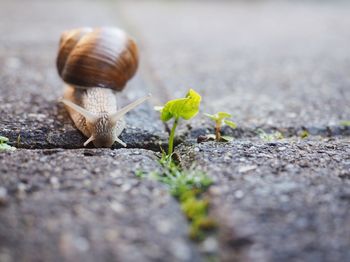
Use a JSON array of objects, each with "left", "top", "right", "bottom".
[
  {"left": 155, "top": 89, "right": 201, "bottom": 155},
  {"left": 135, "top": 170, "right": 147, "bottom": 178},
  {"left": 204, "top": 112, "right": 237, "bottom": 142},
  {"left": 0, "top": 136, "right": 16, "bottom": 152},
  {"left": 340, "top": 121, "right": 350, "bottom": 127},
  {"left": 0, "top": 136, "right": 8, "bottom": 143},
  {"left": 300, "top": 130, "right": 309, "bottom": 139},
  {"left": 257, "top": 129, "right": 284, "bottom": 142}
]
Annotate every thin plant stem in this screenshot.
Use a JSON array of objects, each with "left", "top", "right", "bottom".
[
  {"left": 215, "top": 121, "right": 221, "bottom": 142},
  {"left": 168, "top": 117, "right": 179, "bottom": 155}
]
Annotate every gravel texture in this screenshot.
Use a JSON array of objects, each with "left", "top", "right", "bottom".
[
  {"left": 0, "top": 149, "right": 201, "bottom": 262},
  {"left": 177, "top": 138, "right": 350, "bottom": 262},
  {"left": 1, "top": 0, "right": 350, "bottom": 261}
]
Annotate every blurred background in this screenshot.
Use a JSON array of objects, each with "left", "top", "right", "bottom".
[{"left": 1, "top": 0, "right": 349, "bottom": 132}]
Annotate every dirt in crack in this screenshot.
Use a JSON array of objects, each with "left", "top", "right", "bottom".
[
  {"left": 187, "top": 124, "right": 350, "bottom": 142},
  {"left": 0, "top": 129, "right": 167, "bottom": 152},
  {"left": 135, "top": 152, "right": 218, "bottom": 260}
]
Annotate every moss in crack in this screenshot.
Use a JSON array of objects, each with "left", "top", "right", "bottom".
[
  {"left": 257, "top": 129, "right": 284, "bottom": 142},
  {"left": 0, "top": 136, "right": 16, "bottom": 152},
  {"left": 136, "top": 154, "right": 216, "bottom": 241}
]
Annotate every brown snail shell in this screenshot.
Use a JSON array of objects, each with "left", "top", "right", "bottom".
[{"left": 56, "top": 27, "right": 139, "bottom": 91}]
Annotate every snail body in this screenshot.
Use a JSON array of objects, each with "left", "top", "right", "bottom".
[{"left": 57, "top": 27, "right": 149, "bottom": 148}]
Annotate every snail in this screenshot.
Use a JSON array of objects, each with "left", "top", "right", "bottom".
[{"left": 56, "top": 27, "right": 150, "bottom": 148}]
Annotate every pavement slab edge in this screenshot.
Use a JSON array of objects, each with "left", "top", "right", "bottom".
[
  {"left": 177, "top": 138, "right": 350, "bottom": 262},
  {"left": 0, "top": 149, "right": 202, "bottom": 262}
]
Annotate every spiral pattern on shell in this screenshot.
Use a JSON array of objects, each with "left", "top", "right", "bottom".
[{"left": 57, "top": 27, "right": 139, "bottom": 91}]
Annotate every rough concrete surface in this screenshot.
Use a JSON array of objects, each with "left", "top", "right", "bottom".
[
  {"left": 1, "top": 0, "right": 350, "bottom": 261},
  {"left": 0, "top": 149, "right": 200, "bottom": 262},
  {"left": 122, "top": 0, "right": 350, "bottom": 133},
  {"left": 178, "top": 138, "right": 350, "bottom": 262}
]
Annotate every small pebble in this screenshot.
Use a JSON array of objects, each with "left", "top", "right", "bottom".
[
  {"left": 209, "top": 186, "right": 222, "bottom": 196},
  {"left": 201, "top": 237, "right": 219, "bottom": 254},
  {"left": 121, "top": 183, "right": 132, "bottom": 192},
  {"left": 6, "top": 57, "right": 21, "bottom": 69},
  {"left": 110, "top": 201, "right": 125, "bottom": 213},
  {"left": 197, "top": 135, "right": 209, "bottom": 143},
  {"left": 16, "top": 183, "right": 27, "bottom": 199},
  {"left": 17, "top": 183, "right": 26, "bottom": 192},
  {"left": 171, "top": 240, "right": 191, "bottom": 261},
  {"left": 50, "top": 176, "right": 59, "bottom": 185},
  {"left": 0, "top": 187, "right": 8, "bottom": 206},
  {"left": 234, "top": 190, "right": 244, "bottom": 199},
  {"left": 238, "top": 165, "right": 257, "bottom": 173},
  {"left": 74, "top": 237, "right": 90, "bottom": 252}
]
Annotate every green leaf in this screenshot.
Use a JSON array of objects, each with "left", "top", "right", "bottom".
[
  {"left": 217, "top": 112, "right": 232, "bottom": 120},
  {"left": 204, "top": 111, "right": 233, "bottom": 122},
  {"left": 224, "top": 120, "right": 237, "bottom": 129},
  {"left": 221, "top": 135, "right": 234, "bottom": 142},
  {"left": 0, "top": 143, "right": 16, "bottom": 152},
  {"left": 160, "top": 89, "right": 201, "bottom": 122},
  {"left": 0, "top": 135, "right": 16, "bottom": 152},
  {"left": 0, "top": 136, "right": 9, "bottom": 143}
]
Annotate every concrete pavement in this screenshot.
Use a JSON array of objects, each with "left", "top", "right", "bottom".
[{"left": 0, "top": 0, "right": 349, "bottom": 261}]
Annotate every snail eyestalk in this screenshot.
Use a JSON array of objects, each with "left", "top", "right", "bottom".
[
  {"left": 61, "top": 98, "right": 97, "bottom": 123},
  {"left": 111, "top": 94, "right": 151, "bottom": 123},
  {"left": 83, "top": 135, "right": 95, "bottom": 146},
  {"left": 115, "top": 137, "right": 127, "bottom": 147}
]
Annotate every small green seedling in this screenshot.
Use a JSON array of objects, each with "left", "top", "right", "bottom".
[
  {"left": 257, "top": 129, "right": 284, "bottom": 142},
  {"left": 155, "top": 89, "right": 201, "bottom": 155},
  {"left": 340, "top": 121, "right": 350, "bottom": 127},
  {"left": 0, "top": 136, "right": 16, "bottom": 152},
  {"left": 204, "top": 112, "right": 237, "bottom": 142},
  {"left": 151, "top": 89, "right": 215, "bottom": 240},
  {"left": 299, "top": 130, "right": 309, "bottom": 139}
]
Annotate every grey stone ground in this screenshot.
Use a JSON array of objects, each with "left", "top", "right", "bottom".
[
  {"left": 178, "top": 138, "right": 350, "bottom": 261},
  {"left": 0, "top": 0, "right": 350, "bottom": 262},
  {"left": 122, "top": 0, "right": 350, "bottom": 134},
  {"left": 0, "top": 149, "right": 200, "bottom": 262}
]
